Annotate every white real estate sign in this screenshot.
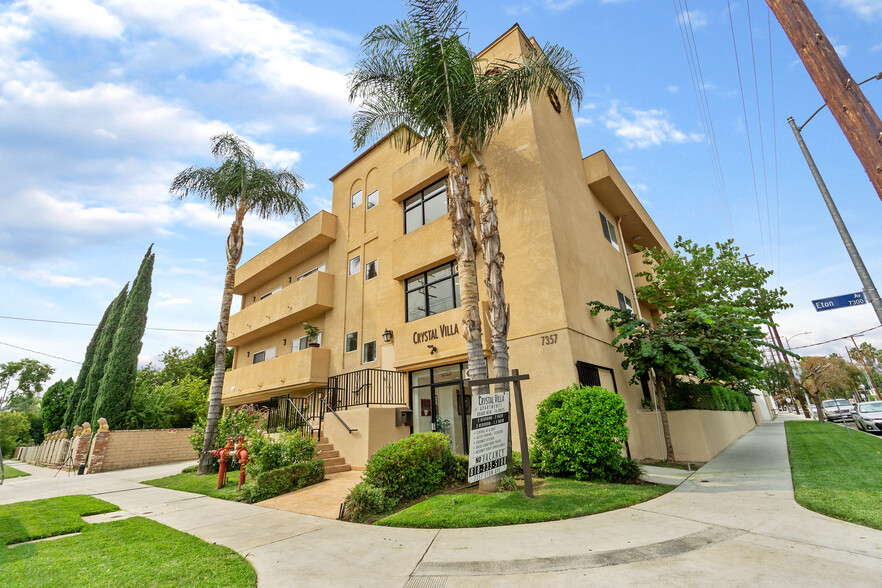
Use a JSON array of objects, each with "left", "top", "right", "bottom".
[{"left": 467, "top": 391, "right": 510, "bottom": 482}]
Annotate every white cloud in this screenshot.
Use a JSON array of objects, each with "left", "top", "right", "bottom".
[
  {"left": 575, "top": 116, "right": 593, "bottom": 125},
  {"left": 835, "top": 44, "right": 849, "bottom": 58},
  {"left": 156, "top": 298, "right": 192, "bottom": 307},
  {"left": 25, "top": 0, "right": 124, "bottom": 39},
  {"left": 677, "top": 9, "right": 707, "bottom": 29},
  {"left": 5, "top": 267, "right": 116, "bottom": 288},
  {"left": 827, "top": 0, "right": 882, "bottom": 20},
  {"left": 603, "top": 101, "right": 703, "bottom": 149},
  {"left": 666, "top": 85, "right": 679, "bottom": 93}
]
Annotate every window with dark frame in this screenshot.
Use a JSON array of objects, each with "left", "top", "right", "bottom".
[
  {"left": 252, "top": 347, "right": 275, "bottom": 365},
  {"left": 599, "top": 211, "right": 619, "bottom": 250},
  {"left": 405, "top": 261, "right": 460, "bottom": 322},
  {"left": 404, "top": 179, "right": 447, "bottom": 233},
  {"left": 616, "top": 289, "right": 633, "bottom": 312}
]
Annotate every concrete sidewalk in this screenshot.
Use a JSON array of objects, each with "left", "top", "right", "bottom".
[{"left": 3, "top": 418, "right": 881, "bottom": 586}]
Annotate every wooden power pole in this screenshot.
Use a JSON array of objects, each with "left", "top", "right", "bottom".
[{"left": 766, "top": 0, "right": 882, "bottom": 200}]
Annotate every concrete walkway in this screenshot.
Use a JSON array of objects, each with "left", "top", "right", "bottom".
[{"left": 3, "top": 417, "right": 882, "bottom": 586}]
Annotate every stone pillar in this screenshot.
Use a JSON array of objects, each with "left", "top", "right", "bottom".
[
  {"left": 74, "top": 426, "right": 91, "bottom": 471},
  {"left": 86, "top": 420, "right": 110, "bottom": 474}
]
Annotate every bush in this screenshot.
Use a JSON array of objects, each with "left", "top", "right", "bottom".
[
  {"left": 181, "top": 465, "right": 198, "bottom": 474},
  {"left": 363, "top": 433, "right": 452, "bottom": 501},
  {"left": 511, "top": 451, "right": 523, "bottom": 476},
  {"left": 498, "top": 474, "right": 517, "bottom": 492},
  {"left": 189, "top": 404, "right": 266, "bottom": 459},
  {"left": 0, "top": 411, "right": 31, "bottom": 457},
  {"left": 531, "top": 384, "right": 636, "bottom": 482},
  {"left": 239, "top": 457, "right": 324, "bottom": 503},
  {"left": 346, "top": 482, "right": 399, "bottom": 522},
  {"left": 665, "top": 382, "right": 752, "bottom": 412},
  {"left": 248, "top": 432, "right": 316, "bottom": 478},
  {"left": 446, "top": 454, "right": 469, "bottom": 485}
]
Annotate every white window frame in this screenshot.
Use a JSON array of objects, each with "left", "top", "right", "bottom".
[
  {"left": 363, "top": 340, "right": 377, "bottom": 364},
  {"left": 297, "top": 264, "right": 326, "bottom": 281},
  {"left": 351, "top": 189, "right": 362, "bottom": 209},
  {"left": 345, "top": 332, "right": 358, "bottom": 353},
  {"left": 293, "top": 331, "right": 322, "bottom": 352},
  {"left": 599, "top": 211, "right": 619, "bottom": 251},
  {"left": 348, "top": 255, "right": 361, "bottom": 276},
  {"left": 616, "top": 289, "right": 634, "bottom": 312},
  {"left": 252, "top": 346, "right": 276, "bottom": 364},
  {"left": 365, "top": 259, "right": 378, "bottom": 281},
  {"left": 259, "top": 286, "right": 282, "bottom": 300},
  {"left": 366, "top": 189, "right": 379, "bottom": 210}
]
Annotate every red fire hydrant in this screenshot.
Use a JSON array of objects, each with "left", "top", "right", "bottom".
[
  {"left": 234, "top": 437, "right": 249, "bottom": 491},
  {"left": 209, "top": 437, "right": 235, "bottom": 490}
]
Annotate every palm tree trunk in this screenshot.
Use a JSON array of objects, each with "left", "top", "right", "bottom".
[
  {"left": 657, "top": 372, "right": 676, "bottom": 462},
  {"left": 198, "top": 204, "right": 246, "bottom": 475}
]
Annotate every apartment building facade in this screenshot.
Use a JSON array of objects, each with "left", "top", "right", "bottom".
[{"left": 219, "top": 25, "right": 719, "bottom": 467}]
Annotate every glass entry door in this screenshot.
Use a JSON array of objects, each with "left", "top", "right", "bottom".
[{"left": 409, "top": 362, "right": 471, "bottom": 454}]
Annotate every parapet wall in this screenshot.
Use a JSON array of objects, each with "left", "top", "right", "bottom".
[{"left": 92, "top": 428, "right": 195, "bottom": 473}]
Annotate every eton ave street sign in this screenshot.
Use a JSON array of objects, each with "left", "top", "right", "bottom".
[{"left": 811, "top": 291, "right": 866, "bottom": 312}]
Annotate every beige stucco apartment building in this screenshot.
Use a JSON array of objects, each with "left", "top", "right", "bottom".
[{"left": 219, "top": 25, "right": 756, "bottom": 468}]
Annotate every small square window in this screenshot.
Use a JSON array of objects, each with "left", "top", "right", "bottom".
[
  {"left": 599, "top": 211, "right": 619, "bottom": 250},
  {"left": 259, "top": 287, "right": 281, "bottom": 300},
  {"left": 348, "top": 255, "right": 361, "bottom": 276},
  {"left": 366, "top": 190, "right": 379, "bottom": 210},
  {"left": 252, "top": 347, "right": 276, "bottom": 364},
  {"left": 363, "top": 340, "right": 377, "bottom": 363},
  {"left": 351, "top": 190, "right": 362, "bottom": 209},
  {"left": 293, "top": 332, "right": 321, "bottom": 351},
  {"left": 617, "top": 290, "right": 633, "bottom": 312},
  {"left": 365, "top": 259, "right": 378, "bottom": 281},
  {"left": 345, "top": 332, "right": 358, "bottom": 353}
]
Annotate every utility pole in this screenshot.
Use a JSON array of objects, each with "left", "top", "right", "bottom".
[
  {"left": 766, "top": 1, "right": 882, "bottom": 200},
  {"left": 849, "top": 335, "right": 881, "bottom": 400},
  {"left": 744, "top": 254, "right": 805, "bottom": 416}
]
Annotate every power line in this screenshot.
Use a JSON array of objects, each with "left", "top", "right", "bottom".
[
  {"left": 768, "top": 8, "right": 781, "bottom": 272},
  {"left": 0, "top": 315, "right": 211, "bottom": 334},
  {"left": 0, "top": 340, "right": 82, "bottom": 364},
  {"left": 789, "top": 325, "right": 882, "bottom": 351}
]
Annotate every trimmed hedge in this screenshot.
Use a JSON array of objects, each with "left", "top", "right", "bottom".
[
  {"left": 240, "top": 457, "right": 324, "bottom": 503},
  {"left": 346, "top": 482, "right": 399, "bottom": 523},
  {"left": 665, "top": 381, "right": 752, "bottom": 412},
  {"left": 531, "top": 384, "right": 640, "bottom": 482},
  {"left": 362, "top": 433, "right": 452, "bottom": 501}
]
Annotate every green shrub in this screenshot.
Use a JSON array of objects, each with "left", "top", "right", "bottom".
[
  {"left": 498, "top": 474, "right": 517, "bottom": 492},
  {"left": 531, "top": 384, "right": 635, "bottom": 482},
  {"left": 239, "top": 457, "right": 324, "bottom": 503},
  {"left": 363, "top": 433, "right": 452, "bottom": 501},
  {"left": 189, "top": 404, "right": 266, "bottom": 461},
  {"left": 665, "top": 382, "right": 752, "bottom": 412},
  {"left": 446, "top": 454, "right": 469, "bottom": 484},
  {"left": 181, "top": 464, "right": 198, "bottom": 474},
  {"left": 0, "top": 412, "right": 32, "bottom": 457},
  {"left": 248, "top": 432, "right": 315, "bottom": 478},
  {"left": 511, "top": 451, "right": 523, "bottom": 476},
  {"left": 346, "top": 482, "right": 399, "bottom": 522}
]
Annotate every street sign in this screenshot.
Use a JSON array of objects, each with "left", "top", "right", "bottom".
[
  {"left": 811, "top": 291, "right": 866, "bottom": 312},
  {"left": 467, "top": 391, "right": 509, "bottom": 483}
]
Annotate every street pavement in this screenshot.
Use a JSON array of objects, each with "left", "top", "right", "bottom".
[{"left": 3, "top": 415, "right": 881, "bottom": 586}]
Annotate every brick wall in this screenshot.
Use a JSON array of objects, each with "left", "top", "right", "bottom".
[{"left": 88, "top": 428, "right": 195, "bottom": 474}]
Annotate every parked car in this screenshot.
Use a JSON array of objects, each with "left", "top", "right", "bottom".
[
  {"left": 853, "top": 401, "right": 882, "bottom": 434},
  {"left": 821, "top": 398, "right": 854, "bottom": 421}
]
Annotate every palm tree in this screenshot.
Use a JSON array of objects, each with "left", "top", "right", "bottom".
[
  {"left": 170, "top": 133, "right": 307, "bottom": 475},
  {"left": 349, "top": 0, "right": 582, "bottom": 488}
]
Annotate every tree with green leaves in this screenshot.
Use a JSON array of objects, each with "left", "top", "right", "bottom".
[
  {"left": 75, "top": 284, "right": 128, "bottom": 426},
  {"left": 0, "top": 359, "right": 54, "bottom": 413},
  {"left": 795, "top": 354, "right": 863, "bottom": 420},
  {"left": 94, "top": 246, "right": 155, "bottom": 426},
  {"left": 41, "top": 378, "right": 73, "bottom": 434},
  {"left": 589, "top": 238, "right": 790, "bottom": 461},
  {"left": 170, "top": 133, "right": 308, "bottom": 475}
]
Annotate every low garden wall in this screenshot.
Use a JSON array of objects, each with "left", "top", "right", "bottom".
[
  {"left": 632, "top": 409, "right": 756, "bottom": 463},
  {"left": 323, "top": 406, "right": 409, "bottom": 469}
]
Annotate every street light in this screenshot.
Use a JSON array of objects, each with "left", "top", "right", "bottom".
[
  {"left": 783, "top": 331, "right": 812, "bottom": 416},
  {"left": 784, "top": 331, "right": 812, "bottom": 352},
  {"left": 788, "top": 72, "right": 882, "bottom": 326}
]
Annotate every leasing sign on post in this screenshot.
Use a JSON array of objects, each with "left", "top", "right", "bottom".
[{"left": 467, "top": 391, "right": 509, "bottom": 483}]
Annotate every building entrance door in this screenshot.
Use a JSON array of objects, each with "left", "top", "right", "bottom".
[{"left": 409, "top": 362, "right": 471, "bottom": 454}]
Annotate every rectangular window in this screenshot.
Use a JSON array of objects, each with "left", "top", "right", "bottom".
[
  {"left": 293, "top": 332, "right": 321, "bottom": 352},
  {"left": 365, "top": 259, "right": 378, "bottom": 281},
  {"left": 351, "top": 190, "right": 362, "bottom": 209},
  {"left": 363, "top": 340, "right": 377, "bottom": 363},
  {"left": 404, "top": 179, "right": 447, "bottom": 233},
  {"left": 297, "top": 264, "right": 326, "bottom": 281},
  {"left": 252, "top": 347, "right": 276, "bottom": 365},
  {"left": 617, "top": 290, "right": 633, "bottom": 312},
  {"left": 366, "top": 189, "right": 379, "bottom": 210},
  {"left": 345, "top": 332, "right": 358, "bottom": 353},
  {"left": 599, "top": 211, "right": 619, "bottom": 250},
  {"left": 259, "top": 286, "right": 281, "bottom": 300},
  {"left": 348, "top": 255, "right": 361, "bottom": 276},
  {"left": 405, "top": 261, "right": 460, "bottom": 322}
]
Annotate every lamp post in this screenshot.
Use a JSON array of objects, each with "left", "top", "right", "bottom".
[
  {"left": 783, "top": 331, "right": 812, "bottom": 416},
  {"left": 788, "top": 72, "right": 882, "bottom": 326}
]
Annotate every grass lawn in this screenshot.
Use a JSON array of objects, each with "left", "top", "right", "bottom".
[
  {"left": 1, "top": 465, "right": 30, "bottom": 479},
  {"left": 0, "top": 496, "right": 255, "bottom": 587},
  {"left": 143, "top": 469, "right": 243, "bottom": 501},
  {"left": 376, "top": 477, "right": 670, "bottom": 528},
  {"left": 786, "top": 420, "right": 882, "bottom": 530}
]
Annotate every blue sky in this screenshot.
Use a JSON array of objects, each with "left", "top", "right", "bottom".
[{"left": 2, "top": 0, "right": 881, "bottom": 384}]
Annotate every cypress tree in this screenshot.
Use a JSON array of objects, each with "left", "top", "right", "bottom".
[
  {"left": 75, "top": 284, "right": 129, "bottom": 426},
  {"left": 42, "top": 378, "right": 74, "bottom": 433},
  {"left": 62, "top": 290, "right": 122, "bottom": 429},
  {"left": 94, "top": 245, "right": 155, "bottom": 427}
]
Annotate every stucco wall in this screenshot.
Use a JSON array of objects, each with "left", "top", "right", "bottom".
[
  {"left": 632, "top": 410, "right": 756, "bottom": 463},
  {"left": 323, "top": 406, "right": 409, "bottom": 469},
  {"left": 96, "top": 428, "right": 195, "bottom": 473}
]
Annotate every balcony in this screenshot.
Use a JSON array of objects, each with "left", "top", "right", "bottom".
[
  {"left": 233, "top": 210, "right": 337, "bottom": 295},
  {"left": 223, "top": 347, "right": 331, "bottom": 405},
  {"left": 389, "top": 216, "right": 454, "bottom": 280},
  {"left": 227, "top": 271, "right": 334, "bottom": 346}
]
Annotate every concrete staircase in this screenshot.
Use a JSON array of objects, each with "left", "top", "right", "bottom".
[{"left": 316, "top": 437, "right": 350, "bottom": 474}]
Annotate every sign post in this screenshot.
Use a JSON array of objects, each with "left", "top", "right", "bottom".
[
  {"left": 811, "top": 291, "right": 866, "bottom": 312},
  {"left": 463, "top": 371, "right": 533, "bottom": 498}
]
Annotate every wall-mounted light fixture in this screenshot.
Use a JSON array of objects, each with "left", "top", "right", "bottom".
[
  {"left": 382, "top": 329, "right": 394, "bottom": 343},
  {"left": 283, "top": 338, "right": 287, "bottom": 346},
  {"left": 246, "top": 351, "right": 250, "bottom": 357},
  {"left": 428, "top": 344, "right": 437, "bottom": 355}
]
